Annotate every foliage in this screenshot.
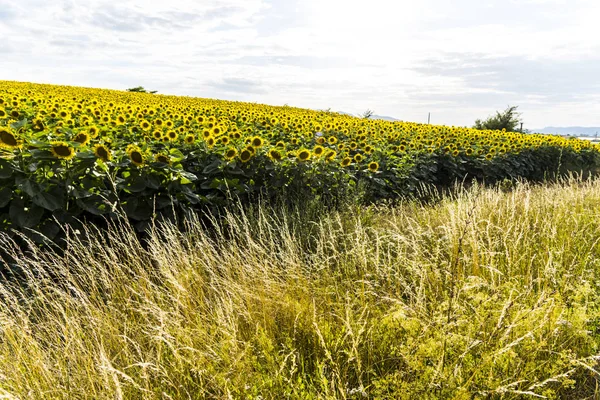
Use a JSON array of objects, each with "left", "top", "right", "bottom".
[
  {"left": 126, "top": 86, "right": 157, "bottom": 94},
  {"left": 361, "top": 109, "right": 375, "bottom": 119},
  {"left": 0, "top": 81, "right": 599, "bottom": 243},
  {"left": 1, "top": 179, "right": 600, "bottom": 398},
  {"left": 474, "top": 105, "right": 522, "bottom": 132}
]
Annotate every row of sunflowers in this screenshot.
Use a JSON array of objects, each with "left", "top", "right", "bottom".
[{"left": 1, "top": 80, "right": 599, "bottom": 241}]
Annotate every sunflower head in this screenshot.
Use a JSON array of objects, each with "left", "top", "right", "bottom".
[
  {"left": 251, "top": 136, "right": 264, "bottom": 148},
  {"left": 154, "top": 153, "right": 170, "bottom": 164},
  {"left": 184, "top": 134, "right": 195, "bottom": 145},
  {"left": 167, "top": 130, "right": 178, "bottom": 141},
  {"left": 297, "top": 149, "right": 311, "bottom": 162},
  {"left": 325, "top": 150, "right": 337, "bottom": 161},
  {"left": 368, "top": 161, "right": 379, "bottom": 172},
  {"left": 313, "top": 145, "right": 324, "bottom": 157},
  {"left": 268, "top": 149, "right": 283, "bottom": 161},
  {"left": 51, "top": 141, "right": 75, "bottom": 160},
  {"left": 140, "top": 120, "right": 152, "bottom": 131},
  {"left": 239, "top": 148, "right": 252, "bottom": 163},
  {"left": 206, "top": 136, "right": 216, "bottom": 148},
  {"left": 93, "top": 144, "right": 111, "bottom": 162},
  {"left": 152, "top": 130, "right": 163, "bottom": 140},
  {"left": 224, "top": 147, "right": 237, "bottom": 160},
  {"left": 354, "top": 153, "right": 363, "bottom": 163},
  {"left": 127, "top": 146, "right": 145, "bottom": 166},
  {"left": 0, "top": 127, "right": 21, "bottom": 149},
  {"left": 73, "top": 132, "right": 90, "bottom": 146},
  {"left": 341, "top": 157, "right": 352, "bottom": 167}
]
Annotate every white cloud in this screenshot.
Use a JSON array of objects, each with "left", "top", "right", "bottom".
[{"left": 0, "top": 0, "right": 599, "bottom": 127}]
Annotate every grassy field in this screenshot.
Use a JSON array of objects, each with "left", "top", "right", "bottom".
[{"left": 0, "top": 178, "right": 599, "bottom": 399}]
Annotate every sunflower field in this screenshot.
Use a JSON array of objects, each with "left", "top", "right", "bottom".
[{"left": 1, "top": 80, "right": 599, "bottom": 241}]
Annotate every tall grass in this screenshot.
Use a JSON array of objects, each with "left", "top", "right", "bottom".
[{"left": 1, "top": 178, "right": 600, "bottom": 399}]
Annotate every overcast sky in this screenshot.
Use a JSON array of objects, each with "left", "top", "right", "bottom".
[{"left": 1, "top": 0, "right": 599, "bottom": 128}]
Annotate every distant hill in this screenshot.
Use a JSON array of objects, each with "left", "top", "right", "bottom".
[
  {"left": 533, "top": 127, "right": 600, "bottom": 136},
  {"left": 333, "top": 111, "right": 400, "bottom": 122},
  {"left": 369, "top": 114, "right": 400, "bottom": 122}
]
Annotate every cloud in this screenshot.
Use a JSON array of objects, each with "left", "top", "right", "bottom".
[{"left": 0, "top": 0, "right": 599, "bottom": 127}]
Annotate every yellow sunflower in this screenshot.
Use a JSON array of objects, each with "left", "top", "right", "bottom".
[
  {"left": 127, "top": 146, "right": 145, "bottom": 166},
  {"left": 154, "top": 153, "right": 170, "bottom": 164},
  {"left": 184, "top": 134, "right": 195, "bottom": 145},
  {"left": 93, "top": 144, "right": 111, "bottom": 161},
  {"left": 368, "top": 161, "right": 379, "bottom": 172},
  {"left": 224, "top": 147, "right": 237, "bottom": 160},
  {"left": 239, "top": 148, "right": 252, "bottom": 163},
  {"left": 50, "top": 141, "right": 76, "bottom": 160},
  {"left": 297, "top": 149, "right": 311, "bottom": 162},
  {"left": 268, "top": 148, "right": 283, "bottom": 161},
  {"left": 341, "top": 157, "right": 352, "bottom": 167},
  {"left": 73, "top": 132, "right": 90, "bottom": 146},
  {"left": 0, "top": 127, "right": 21, "bottom": 149}
]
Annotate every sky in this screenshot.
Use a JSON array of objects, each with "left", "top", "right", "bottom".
[{"left": 1, "top": 0, "right": 599, "bottom": 129}]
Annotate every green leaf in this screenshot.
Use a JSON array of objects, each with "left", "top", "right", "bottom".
[
  {"left": 9, "top": 200, "right": 44, "bottom": 228},
  {"left": 33, "top": 190, "right": 64, "bottom": 211},
  {"left": 0, "top": 187, "right": 12, "bottom": 208},
  {"left": 0, "top": 159, "right": 14, "bottom": 179}
]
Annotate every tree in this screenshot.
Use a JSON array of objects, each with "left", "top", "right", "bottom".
[
  {"left": 126, "top": 86, "right": 157, "bottom": 94},
  {"left": 361, "top": 109, "right": 375, "bottom": 119},
  {"left": 474, "top": 105, "right": 522, "bottom": 132}
]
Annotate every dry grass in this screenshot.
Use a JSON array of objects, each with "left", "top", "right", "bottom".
[{"left": 1, "top": 178, "right": 600, "bottom": 399}]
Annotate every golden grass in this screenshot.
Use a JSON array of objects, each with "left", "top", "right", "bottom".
[{"left": 1, "top": 179, "right": 600, "bottom": 399}]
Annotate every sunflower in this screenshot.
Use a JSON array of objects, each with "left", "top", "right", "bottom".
[
  {"left": 316, "top": 137, "right": 325, "bottom": 145},
  {"left": 202, "top": 129, "right": 212, "bottom": 139},
  {"left": 313, "top": 145, "right": 325, "bottom": 157},
  {"left": 128, "top": 149, "right": 145, "bottom": 166},
  {"left": 0, "top": 127, "right": 21, "bottom": 148},
  {"left": 152, "top": 130, "right": 163, "bottom": 140},
  {"left": 341, "top": 157, "right": 352, "bottom": 167},
  {"left": 268, "top": 149, "right": 283, "bottom": 161},
  {"left": 184, "top": 134, "right": 195, "bottom": 145},
  {"left": 251, "top": 136, "right": 264, "bottom": 148},
  {"left": 212, "top": 126, "right": 222, "bottom": 136},
  {"left": 239, "top": 149, "right": 252, "bottom": 163},
  {"left": 328, "top": 136, "right": 337, "bottom": 144},
  {"left": 140, "top": 120, "right": 152, "bottom": 131},
  {"left": 297, "top": 149, "right": 311, "bottom": 162},
  {"left": 354, "top": 153, "right": 363, "bottom": 163},
  {"left": 154, "top": 153, "right": 170, "bottom": 164},
  {"left": 225, "top": 147, "right": 237, "bottom": 160},
  {"left": 220, "top": 136, "right": 230, "bottom": 145},
  {"left": 325, "top": 150, "right": 337, "bottom": 161},
  {"left": 167, "top": 130, "right": 178, "bottom": 141},
  {"left": 93, "top": 144, "right": 111, "bottom": 161},
  {"left": 368, "top": 161, "right": 379, "bottom": 172},
  {"left": 0, "top": 108, "right": 6, "bottom": 118},
  {"left": 73, "top": 132, "right": 90, "bottom": 145},
  {"left": 51, "top": 141, "right": 75, "bottom": 160}
]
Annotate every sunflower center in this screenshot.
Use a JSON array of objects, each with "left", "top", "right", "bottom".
[
  {"left": 131, "top": 151, "right": 143, "bottom": 164},
  {"left": 96, "top": 147, "right": 109, "bottom": 160},
  {"left": 53, "top": 145, "right": 72, "bottom": 157},
  {"left": 0, "top": 131, "right": 18, "bottom": 146}
]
